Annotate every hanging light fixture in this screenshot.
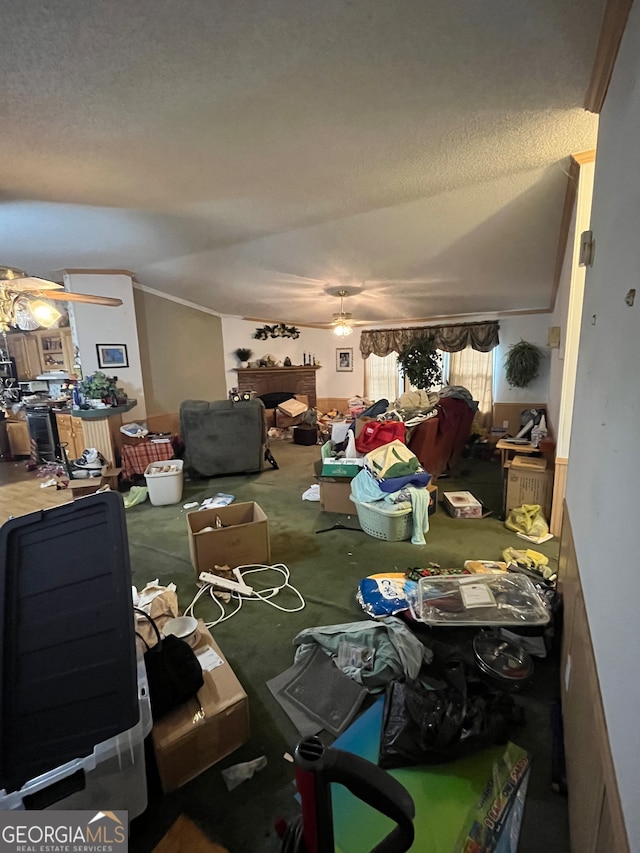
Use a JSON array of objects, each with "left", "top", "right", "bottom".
[
  {"left": 28, "top": 299, "right": 62, "bottom": 328},
  {"left": 332, "top": 289, "right": 354, "bottom": 336}
]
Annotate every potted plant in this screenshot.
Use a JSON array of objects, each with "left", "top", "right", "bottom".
[
  {"left": 79, "top": 371, "right": 113, "bottom": 407},
  {"left": 234, "top": 347, "right": 253, "bottom": 368},
  {"left": 397, "top": 338, "right": 443, "bottom": 390},
  {"left": 504, "top": 340, "right": 543, "bottom": 388}
]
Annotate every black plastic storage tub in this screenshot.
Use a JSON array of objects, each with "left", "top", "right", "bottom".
[{"left": 0, "top": 491, "right": 139, "bottom": 794}]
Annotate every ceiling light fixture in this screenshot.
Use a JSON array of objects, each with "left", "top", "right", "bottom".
[
  {"left": 29, "top": 299, "right": 62, "bottom": 328},
  {"left": 332, "top": 289, "right": 354, "bottom": 337}
]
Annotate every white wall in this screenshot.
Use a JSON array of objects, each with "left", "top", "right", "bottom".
[
  {"left": 566, "top": 5, "right": 640, "bottom": 847},
  {"left": 220, "top": 316, "right": 365, "bottom": 400},
  {"left": 63, "top": 272, "right": 146, "bottom": 419},
  {"left": 493, "top": 314, "right": 551, "bottom": 404},
  {"left": 548, "top": 204, "right": 576, "bottom": 439},
  {"left": 555, "top": 162, "right": 595, "bottom": 457}
]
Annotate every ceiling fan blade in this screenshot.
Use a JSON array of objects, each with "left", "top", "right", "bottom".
[
  {"left": 4, "top": 277, "right": 64, "bottom": 292},
  {"left": 37, "top": 291, "right": 123, "bottom": 307}
]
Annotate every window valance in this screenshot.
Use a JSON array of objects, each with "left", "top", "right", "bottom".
[{"left": 359, "top": 321, "right": 500, "bottom": 359}]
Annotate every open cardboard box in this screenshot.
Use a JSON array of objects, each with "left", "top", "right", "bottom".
[
  {"left": 187, "top": 501, "right": 270, "bottom": 578},
  {"left": 151, "top": 622, "right": 250, "bottom": 793},
  {"left": 66, "top": 466, "right": 121, "bottom": 498},
  {"left": 314, "top": 459, "right": 438, "bottom": 515}
]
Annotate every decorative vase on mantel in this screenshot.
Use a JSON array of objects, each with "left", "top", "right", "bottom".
[{"left": 234, "top": 347, "right": 253, "bottom": 369}]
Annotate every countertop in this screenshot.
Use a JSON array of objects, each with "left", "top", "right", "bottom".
[
  {"left": 22, "top": 400, "right": 137, "bottom": 419},
  {"left": 71, "top": 400, "right": 137, "bottom": 419}
]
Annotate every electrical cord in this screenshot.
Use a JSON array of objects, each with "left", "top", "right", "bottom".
[{"left": 184, "top": 563, "right": 305, "bottom": 629}]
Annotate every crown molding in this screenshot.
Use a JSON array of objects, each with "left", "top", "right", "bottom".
[{"left": 585, "top": 0, "right": 634, "bottom": 113}]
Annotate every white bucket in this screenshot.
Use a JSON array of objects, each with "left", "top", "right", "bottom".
[{"left": 143, "top": 459, "right": 184, "bottom": 506}]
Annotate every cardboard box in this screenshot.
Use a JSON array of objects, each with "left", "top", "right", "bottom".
[
  {"left": 505, "top": 458, "right": 553, "bottom": 518},
  {"left": 314, "top": 460, "right": 437, "bottom": 515},
  {"left": 314, "top": 459, "right": 355, "bottom": 514},
  {"left": 510, "top": 455, "right": 547, "bottom": 472},
  {"left": 277, "top": 398, "right": 308, "bottom": 418},
  {"left": 321, "top": 458, "right": 364, "bottom": 477},
  {"left": 151, "top": 623, "right": 250, "bottom": 792},
  {"left": 187, "top": 501, "right": 270, "bottom": 577},
  {"left": 443, "top": 490, "right": 483, "bottom": 518},
  {"left": 67, "top": 465, "right": 110, "bottom": 498},
  {"left": 320, "top": 479, "right": 356, "bottom": 514}
]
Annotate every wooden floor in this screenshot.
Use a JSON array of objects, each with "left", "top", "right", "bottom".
[{"left": 0, "top": 456, "right": 73, "bottom": 523}]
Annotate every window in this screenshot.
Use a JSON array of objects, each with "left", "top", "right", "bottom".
[
  {"left": 364, "top": 353, "right": 402, "bottom": 402},
  {"left": 365, "top": 351, "right": 446, "bottom": 401},
  {"left": 364, "top": 346, "right": 492, "bottom": 425},
  {"left": 447, "top": 347, "right": 493, "bottom": 429}
]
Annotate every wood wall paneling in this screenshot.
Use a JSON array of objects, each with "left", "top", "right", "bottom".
[
  {"left": 550, "top": 456, "right": 568, "bottom": 536},
  {"left": 559, "top": 509, "right": 630, "bottom": 853}
]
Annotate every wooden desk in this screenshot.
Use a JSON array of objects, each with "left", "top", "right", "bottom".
[{"left": 496, "top": 439, "right": 541, "bottom": 468}]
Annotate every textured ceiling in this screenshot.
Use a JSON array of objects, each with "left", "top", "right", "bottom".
[{"left": 0, "top": 0, "right": 603, "bottom": 326}]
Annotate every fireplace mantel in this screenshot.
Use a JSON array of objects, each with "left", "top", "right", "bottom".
[{"left": 233, "top": 366, "right": 320, "bottom": 408}]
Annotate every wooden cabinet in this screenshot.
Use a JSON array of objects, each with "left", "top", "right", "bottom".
[
  {"left": 4, "top": 328, "right": 74, "bottom": 378},
  {"left": 36, "top": 329, "right": 74, "bottom": 373},
  {"left": 55, "top": 413, "right": 85, "bottom": 460},
  {"left": 5, "top": 333, "right": 42, "bottom": 380},
  {"left": 6, "top": 421, "right": 31, "bottom": 456}
]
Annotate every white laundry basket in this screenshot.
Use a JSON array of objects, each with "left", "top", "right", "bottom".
[
  {"left": 351, "top": 498, "right": 413, "bottom": 541},
  {"left": 144, "top": 459, "right": 184, "bottom": 506}
]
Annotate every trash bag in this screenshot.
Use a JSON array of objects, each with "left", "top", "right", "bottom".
[
  {"left": 504, "top": 504, "right": 549, "bottom": 539},
  {"left": 379, "top": 659, "right": 521, "bottom": 769}
]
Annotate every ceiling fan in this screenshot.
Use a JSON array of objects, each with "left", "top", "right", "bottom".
[{"left": 0, "top": 266, "right": 123, "bottom": 333}]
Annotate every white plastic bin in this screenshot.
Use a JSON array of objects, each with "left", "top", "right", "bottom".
[{"left": 144, "top": 459, "right": 184, "bottom": 505}]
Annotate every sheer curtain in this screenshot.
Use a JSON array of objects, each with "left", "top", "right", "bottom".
[
  {"left": 364, "top": 353, "right": 401, "bottom": 402},
  {"left": 448, "top": 347, "right": 493, "bottom": 429}
]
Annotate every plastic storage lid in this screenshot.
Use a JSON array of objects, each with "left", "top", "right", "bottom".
[
  {"left": 415, "top": 573, "right": 550, "bottom": 626},
  {"left": 0, "top": 492, "right": 139, "bottom": 793}
]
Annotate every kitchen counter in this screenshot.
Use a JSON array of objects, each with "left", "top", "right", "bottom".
[{"left": 71, "top": 401, "right": 137, "bottom": 420}]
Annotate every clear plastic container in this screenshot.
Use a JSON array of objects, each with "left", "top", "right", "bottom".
[
  {"left": 0, "top": 654, "right": 151, "bottom": 816},
  {"left": 414, "top": 573, "right": 550, "bottom": 626}
]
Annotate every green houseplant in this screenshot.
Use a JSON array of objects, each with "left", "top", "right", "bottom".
[
  {"left": 504, "top": 340, "right": 543, "bottom": 388},
  {"left": 397, "top": 338, "right": 443, "bottom": 391},
  {"left": 78, "top": 370, "right": 127, "bottom": 405}
]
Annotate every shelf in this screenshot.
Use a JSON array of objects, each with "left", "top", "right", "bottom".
[{"left": 233, "top": 366, "right": 321, "bottom": 372}]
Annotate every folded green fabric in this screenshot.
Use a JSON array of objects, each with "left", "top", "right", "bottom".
[{"left": 123, "top": 486, "right": 148, "bottom": 508}]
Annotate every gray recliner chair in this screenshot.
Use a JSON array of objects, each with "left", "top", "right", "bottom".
[{"left": 180, "top": 399, "right": 267, "bottom": 477}]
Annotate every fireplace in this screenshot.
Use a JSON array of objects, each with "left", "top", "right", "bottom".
[{"left": 234, "top": 366, "right": 320, "bottom": 408}]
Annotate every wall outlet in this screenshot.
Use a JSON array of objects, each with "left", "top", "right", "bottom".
[{"left": 503, "top": 420, "right": 509, "bottom": 429}]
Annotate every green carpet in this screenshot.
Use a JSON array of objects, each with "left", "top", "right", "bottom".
[{"left": 127, "top": 440, "right": 566, "bottom": 853}]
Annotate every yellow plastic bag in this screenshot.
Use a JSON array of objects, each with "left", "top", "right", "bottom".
[{"left": 504, "top": 504, "right": 549, "bottom": 539}]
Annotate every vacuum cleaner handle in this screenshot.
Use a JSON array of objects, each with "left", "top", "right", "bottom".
[
  {"left": 295, "top": 739, "right": 415, "bottom": 853},
  {"left": 322, "top": 747, "right": 415, "bottom": 853}
]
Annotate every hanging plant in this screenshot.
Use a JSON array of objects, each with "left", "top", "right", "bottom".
[
  {"left": 397, "top": 338, "right": 442, "bottom": 391},
  {"left": 504, "top": 340, "right": 543, "bottom": 388},
  {"left": 253, "top": 323, "right": 300, "bottom": 340}
]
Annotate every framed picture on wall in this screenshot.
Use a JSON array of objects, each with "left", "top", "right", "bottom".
[
  {"left": 336, "top": 347, "right": 353, "bottom": 372},
  {"left": 96, "top": 343, "right": 129, "bottom": 369}
]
